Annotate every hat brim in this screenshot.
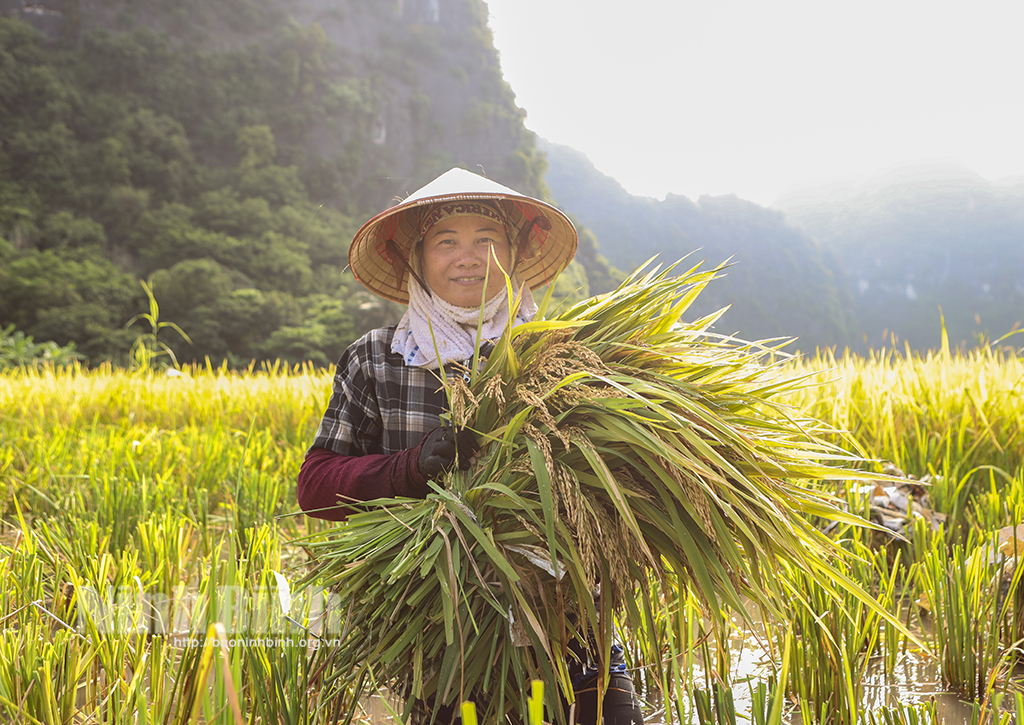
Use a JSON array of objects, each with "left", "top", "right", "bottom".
[{"left": 348, "top": 169, "right": 578, "bottom": 305}]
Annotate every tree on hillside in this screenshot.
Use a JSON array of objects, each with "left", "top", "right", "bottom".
[{"left": 0, "top": 2, "right": 570, "bottom": 366}]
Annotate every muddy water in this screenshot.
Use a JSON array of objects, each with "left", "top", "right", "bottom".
[
  {"left": 356, "top": 633, "right": 986, "bottom": 724},
  {"left": 861, "top": 650, "right": 976, "bottom": 722},
  {"left": 640, "top": 627, "right": 986, "bottom": 725}
]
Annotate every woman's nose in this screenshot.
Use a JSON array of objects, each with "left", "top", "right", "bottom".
[{"left": 455, "top": 245, "right": 484, "bottom": 266}]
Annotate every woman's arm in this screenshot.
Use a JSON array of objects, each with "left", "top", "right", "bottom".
[
  {"left": 297, "top": 424, "right": 475, "bottom": 521},
  {"left": 299, "top": 328, "right": 459, "bottom": 521},
  {"left": 296, "top": 444, "right": 429, "bottom": 521}
]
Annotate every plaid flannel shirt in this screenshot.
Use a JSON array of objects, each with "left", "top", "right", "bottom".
[{"left": 312, "top": 327, "right": 449, "bottom": 456}]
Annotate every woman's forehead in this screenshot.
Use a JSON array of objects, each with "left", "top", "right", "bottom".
[
  {"left": 425, "top": 214, "right": 506, "bottom": 237},
  {"left": 419, "top": 200, "right": 510, "bottom": 239}
]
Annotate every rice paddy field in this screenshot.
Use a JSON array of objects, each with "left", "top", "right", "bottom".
[{"left": 2, "top": 341, "right": 1023, "bottom": 724}]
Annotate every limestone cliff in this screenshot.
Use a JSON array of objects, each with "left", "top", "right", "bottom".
[{"left": 1, "top": 0, "right": 546, "bottom": 209}]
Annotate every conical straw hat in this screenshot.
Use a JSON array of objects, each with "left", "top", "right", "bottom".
[{"left": 348, "top": 168, "right": 578, "bottom": 304}]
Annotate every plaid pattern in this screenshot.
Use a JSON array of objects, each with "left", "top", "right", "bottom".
[{"left": 312, "top": 327, "right": 449, "bottom": 456}]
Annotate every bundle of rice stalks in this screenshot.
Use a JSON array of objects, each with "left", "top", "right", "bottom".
[{"left": 300, "top": 262, "right": 886, "bottom": 725}]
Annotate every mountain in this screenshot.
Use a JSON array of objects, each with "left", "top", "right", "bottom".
[
  {"left": 775, "top": 163, "right": 1024, "bottom": 350},
  {"left": 1, "top": 0, "right": 546, "bottom": 212},
  {"left": 541, "top": 140, "right": 857, "bottom": 352},
  {"left": 8, "top": 2, "right": 1015, "bottom": 362},
  {"left": 0, "top": 0, "right": 556, "bottom": 366}
]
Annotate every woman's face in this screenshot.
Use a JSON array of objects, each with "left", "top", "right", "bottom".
[{"left": 420, "top": 214, "right": 512, "bottom": 307}]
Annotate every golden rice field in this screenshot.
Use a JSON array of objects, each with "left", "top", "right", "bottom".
[{"left": 1, "top": 344, "right": 1022, "bottom": 724}]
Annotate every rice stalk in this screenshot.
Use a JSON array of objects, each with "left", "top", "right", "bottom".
[
  {"left": 861, "top": 698, "right": 938, "bottom": 725},
  {"left": 300, "top": 261, "right": 905, "bottom": 724},
  {"left": 912, "top": 532, "right": 1013, "bottom": 699},
  {"left": 787, "top": 345, "right": 1024, "bottom": 539},
  {"left": 778, "top": 540, "right": 902, "bottom": 725}
]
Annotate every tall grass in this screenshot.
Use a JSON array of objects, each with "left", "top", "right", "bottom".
[
  {"left": 0, "top": 340, "right": 1022, "bottom": 722},
  {"left": 788, "top": 345, "right": 1023, "bottom": 536},
  {"left": 1, "top": 361, "right": 338, "bottom": 723},
  {"left": 775, "top": 542, "right": 904, "bottom": 725}
]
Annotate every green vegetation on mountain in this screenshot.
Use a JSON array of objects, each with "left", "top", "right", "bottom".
[
  {"left": 6, "top": 2, "right": 1016, "bottom": 362},
  {"left": 0, "top": 0, "right": 575, "bottom": 366}
]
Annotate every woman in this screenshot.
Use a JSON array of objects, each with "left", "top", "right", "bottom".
[{"left": 298, "top": 167, "right": 645, "bottom": 725}]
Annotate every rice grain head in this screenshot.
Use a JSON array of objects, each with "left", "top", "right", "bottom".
[
  {"left": 658, "top": 455, "right": 717, "bottom": 544},
  {"left": 446, "top": 373, "right": 479, "bottom": 428}
]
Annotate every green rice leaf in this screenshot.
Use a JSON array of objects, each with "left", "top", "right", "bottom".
[{"left": 298, "top": 258, "right": 912, "bottom": 724}]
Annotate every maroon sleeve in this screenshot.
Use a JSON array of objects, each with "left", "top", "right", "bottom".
[{"left": 296, "top": 443, "right": 431, "bottom": 521}]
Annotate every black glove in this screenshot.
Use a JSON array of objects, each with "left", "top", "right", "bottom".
[{"left": 418, "top": 425, "right": 478, "bottom": 479}]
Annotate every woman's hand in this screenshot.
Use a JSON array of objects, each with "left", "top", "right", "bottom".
[{"left": 417, "top": 426, "right": 479, "bottom": 479}]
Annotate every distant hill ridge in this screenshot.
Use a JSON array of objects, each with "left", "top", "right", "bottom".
[
  {"left": 543, "top": 143, "right": 1024, "bottom": 352},
  {"left": 775, "top": 162, "right": 1024, "bottom": 350},
  {"left": 540, "top": 139, "right": 857, "bottom": 352}
]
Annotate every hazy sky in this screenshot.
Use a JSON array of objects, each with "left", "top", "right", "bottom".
[{"left": 484, "top": 0, "right": 1024, "bottom": 207}]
